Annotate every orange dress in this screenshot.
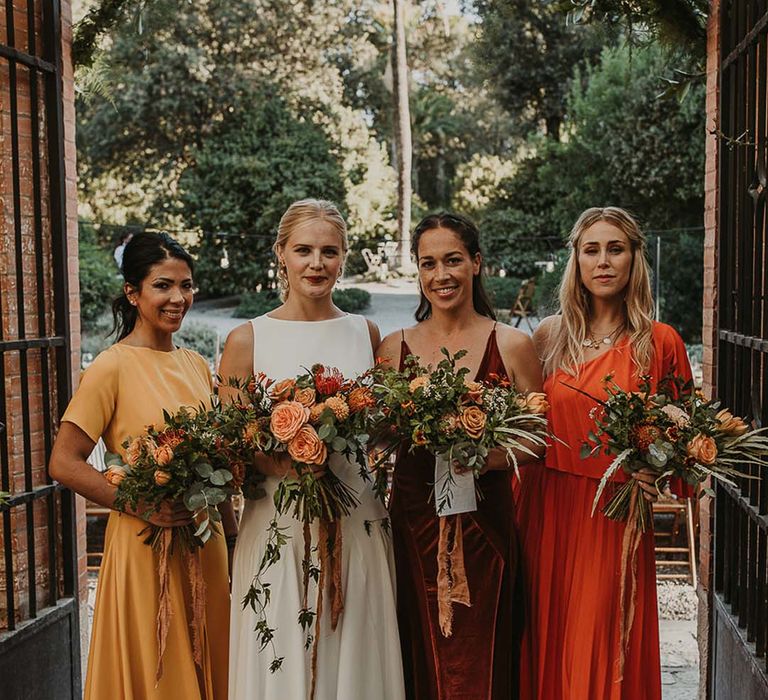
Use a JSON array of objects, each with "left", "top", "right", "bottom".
[
  {"left": 516, "top": 322, "right": 692, "bottom": 700},
  {"left": 62, "top": 345, "right": 229, "bottom": 700}
]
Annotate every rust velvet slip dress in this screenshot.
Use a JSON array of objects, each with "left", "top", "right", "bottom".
[
  {"left": 390, "top": 326, "right": 524, "bottom": 700},
  {"left": 515, "top": 322, "right": 693, "bottom": 700}
]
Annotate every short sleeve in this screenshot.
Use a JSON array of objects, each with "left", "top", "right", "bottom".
[
  {"left": 61, "top": 349, "right": 119, "bottom": 443},
  {"left": 659, "top": 324, "right": 693, "bottom": 386}
]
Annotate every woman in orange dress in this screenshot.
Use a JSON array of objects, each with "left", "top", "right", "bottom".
[
  {"left": 49, "top": 233, "right": 233, "bottom": 699},
  {"left": 377, "top": 212, "right": 544, "bottom": 699},
  {"left": 516, "top": 207, "right": 692, "bottom": 700}
]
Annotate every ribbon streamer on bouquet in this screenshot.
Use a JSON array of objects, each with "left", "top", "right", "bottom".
[
  {"left": 437, "top": 514, "right": 471, "bottom": 637},
  {"left": 616, "top": 484, "right": 643, "bottom": 681},
  {"left": 154, "top": 529, "right": 207, "bottom": 684},
  {"left": 309, "top": 518, "right": 345, "bottom": 700}
]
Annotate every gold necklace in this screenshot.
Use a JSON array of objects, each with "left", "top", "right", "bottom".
[{"left": 582, "top": 323, "right": 624, "bottom": 350}]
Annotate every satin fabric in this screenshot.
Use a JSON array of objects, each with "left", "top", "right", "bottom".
[
  {"left": 391, "top": 328, "right": 523, "bottom": 700},
  {"left": 516, "top": 322, "right": 693, "bottom": 699}
]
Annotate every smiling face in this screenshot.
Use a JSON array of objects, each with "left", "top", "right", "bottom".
[
  {"left": 416, "top": 227, "right": 481, "bottom": 314},
  {"left": 126, "top": 256, "right": 194, "bottom": 335},
  {"left": 278, "top": 219, "right": 344, "bottom": 301},
  {"left": 577, "top": 221, "right": 633, "bottom": 301}
]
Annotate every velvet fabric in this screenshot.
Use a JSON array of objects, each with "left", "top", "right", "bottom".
[{"left": 390, "top": 328, "right": 523, "bottom": 700}]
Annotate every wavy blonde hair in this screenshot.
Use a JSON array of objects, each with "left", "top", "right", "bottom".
[
  {"left": 273, "top": 198, "right": 348, "bottom": 300},
  {"left": 544, "top": 206, "right": 655, "bottom": 377}
]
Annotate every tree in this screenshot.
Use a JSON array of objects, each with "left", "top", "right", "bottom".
[
  {"left": 392, "top": 0, "right": 414, "bottom": 269},
  {"left": 472, "top": 0, "right": 608, "bottom": 139},
  {"left": 177, "top": 92, "right": 345, "bottom": 297}
]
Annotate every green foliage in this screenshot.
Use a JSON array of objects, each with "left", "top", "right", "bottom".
[
  {"left": 174, "top": 322, "right": 219, "bottom": 364},
  {"left": 333, "top": 288, "right": 371, "bottom": 313},
  {"left": 233, "top": 293, "right": 281, "bottom": 320},
  {"left": 557, "top": 0, "right": 707, "bottom": 57},
  {"left": 178, "top": 91, "right": 345, "bottom": 297},
  {"left": 234, "top": 288, "right": 370, "bottom": 319},
  {"left": 533, "top": 251, "right": 569, "bottom": 318},
  {"left": 484, "top": 276, "right": 524, "bottom": 310},
  {"left": 78, "top": 222, "right": 121, "bottom": 330},
  {"left": 473, "top": 0, "right": 610, "bottom": 139}
]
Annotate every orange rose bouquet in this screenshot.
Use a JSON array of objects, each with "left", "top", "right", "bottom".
[
  {"left": 107, "top": 403, "right": 241, "bottom": 680},
  {"left": 372, "top": 348, "right": 549, "bottom": 514},
  {"left": 576, "top": 374, "right": 768, "bottom": 531},
  {"left": 219, "top": 364, "right": 384, "bottom": 672}
]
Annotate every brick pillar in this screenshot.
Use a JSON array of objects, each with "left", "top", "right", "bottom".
[
  {"left": 698, "top": 1, "right": 720, "bottom": 696},
  {"left": 0, "top": 0, "right": 86, "bottom": 665}
]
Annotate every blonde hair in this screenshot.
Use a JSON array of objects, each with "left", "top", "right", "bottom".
[
  {"left": 544, "top": 206, "right": 655, "bottom": 377},
  {"left": 273, "top": 199, "right": 348, "bottom": 299}
]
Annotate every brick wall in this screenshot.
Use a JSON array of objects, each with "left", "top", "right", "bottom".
[
  {"left": 698, "top": 0, "right": 720, "bottom": 695},
  {"left": 0, "top": 0, "right": 86, "bottom": 655}
]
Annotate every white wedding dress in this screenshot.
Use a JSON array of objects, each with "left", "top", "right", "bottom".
[{"left": 229, "top": 313, "right": 405, "bottom": 700}]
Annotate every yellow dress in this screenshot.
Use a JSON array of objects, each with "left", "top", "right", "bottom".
[{"left": 62, "top": 344, "right": 229, "bottom": 700}]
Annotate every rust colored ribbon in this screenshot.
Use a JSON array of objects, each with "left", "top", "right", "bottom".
[
  {"left": 154, "top": 530, "right": 207, "bottom": 684},
  {"left": 437, "top": 514, "right": 471, "bottom": 637},
  {"left": 309, "top": 517, "right": 345, "bottom": 700},
  {"left": 617, "top": 484, "right": 644, "bottom": 681}
]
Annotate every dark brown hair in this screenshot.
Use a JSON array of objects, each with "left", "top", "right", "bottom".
[
  {"left": 411, "top": 212, "right": 496, "bottom": 322},
  {"left": 111, "top": 232, "right": 195, "bottom": 340}
]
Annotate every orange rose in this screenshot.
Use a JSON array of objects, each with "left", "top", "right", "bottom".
[
  {"left": 105, "top": 466, "right": 127, "bottom": 486},
  {"left": 153, "top": 470, "right": 172, "bottom": 486},
  {"left": 269, "top": 378, "right": 296, "bottom": 402},
  {"left": 294, "top": 387, "right": 317, "bottom": 408},
  {"left": 686, "top": 433, "right": 718, "bottom": 465},
  {"left": 715, "top": 409, "right": 749, "bottom": 436},
  {"left": 287, "top": 425, "right": 328, "bottom": 465},
  {"left": 460, "top": 406, "right": 487, "bottom": 439},
  {"left": 464, "top": 381, "right": 484, "bottom": 404},
  {"left": 153, "top": 444, "right": 174, "bottom": 466},
  {"left": 348, "top": 386, "right": 375, "bottom": 413},
  {"left": 516, "top": 392, "right": 549, "bottom": 415},
  {"left": 270, "top": 400, "right": 310, "bottom": 443},
  {"left": 408, "top": 376, "right": 430, "bottom": 393},
  {"left": 125, "top": 437, "right": 146, "bottom": 467}
]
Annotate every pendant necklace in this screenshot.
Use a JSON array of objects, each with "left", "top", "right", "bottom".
[{"left": 582, "top": 322, "right": 625, "bottom": 350}]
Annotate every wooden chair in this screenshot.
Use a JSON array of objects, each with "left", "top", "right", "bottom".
[
  {"left": 511, "top": 278, "right": 536, "bottom": 331},
  {"left": 653, "top": 499, "right": 698, "bottom": 588}
]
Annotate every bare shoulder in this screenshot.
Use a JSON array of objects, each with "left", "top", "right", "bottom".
[
  {"left": 495, "top": 323, "right": 536, "bottom": 355},
  {"left": 376, "top": 329, "right": 404, "bottom": 367},
  {"left": 494, "top": 322, "right": 543, "bottom": 391},
  {"left": 224, "top": 322, "right": 254, "bottom": 352},
  {"left": 365, "top": 318, "right": 381, "bottom": 353},
  {"left": 531, "top": 315, "right": 561, "bottom": 358}
]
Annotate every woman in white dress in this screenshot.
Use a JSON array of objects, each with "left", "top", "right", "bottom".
[{"left": 220, "top": 199, "right": 405, "bottom": 700}]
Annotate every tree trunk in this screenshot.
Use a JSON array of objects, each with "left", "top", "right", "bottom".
[{"left": 392, "top": 0, "right": 414, "bottom": 271}]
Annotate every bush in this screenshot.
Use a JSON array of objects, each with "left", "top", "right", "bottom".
[
  {"left": 174, "top": 322, "right": 219, "bottom": 364},
  {"left": 484, "top": 276, "right": 523, "bottom": 310},
  {"left": 333, "top": 288, "right": 371, "bottom": 313},
  {"left": 233, "top": 292, "right": 281, "bottom": 319},
  {"left": 79, "top": 224, "right": 122, "bottom": 330}
]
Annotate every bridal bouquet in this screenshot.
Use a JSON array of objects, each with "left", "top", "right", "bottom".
[
  {"left": 576, "top": 374, "right": 768, "bottom": 531},
  {"left": 106, "top": 403, "right": 240, "bottom": 680},
  {"left": 219, "top": 364, "right": 384, "bottom": 678},
  {"left": 372, "top": 348, "right": 550, "bottom": 514}
]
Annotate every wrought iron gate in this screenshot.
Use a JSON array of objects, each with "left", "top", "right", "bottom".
[
  {"left": 712, "top": 1, "right": 768, "bottom": 696},
  {"left": 0, "top": 0, "right": 80, "bottom": 697}
]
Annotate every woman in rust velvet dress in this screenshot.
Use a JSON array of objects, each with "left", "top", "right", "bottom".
[
  {"left": 516, "top": 207, "right": 693, "bottom": 700},
  {"left": 377, "top": 213, "right": 544, "bottom": 700}
]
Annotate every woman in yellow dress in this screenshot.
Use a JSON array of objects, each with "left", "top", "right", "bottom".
[{"left": 49, "top": 232, "right": 232, "bottom": 699}]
